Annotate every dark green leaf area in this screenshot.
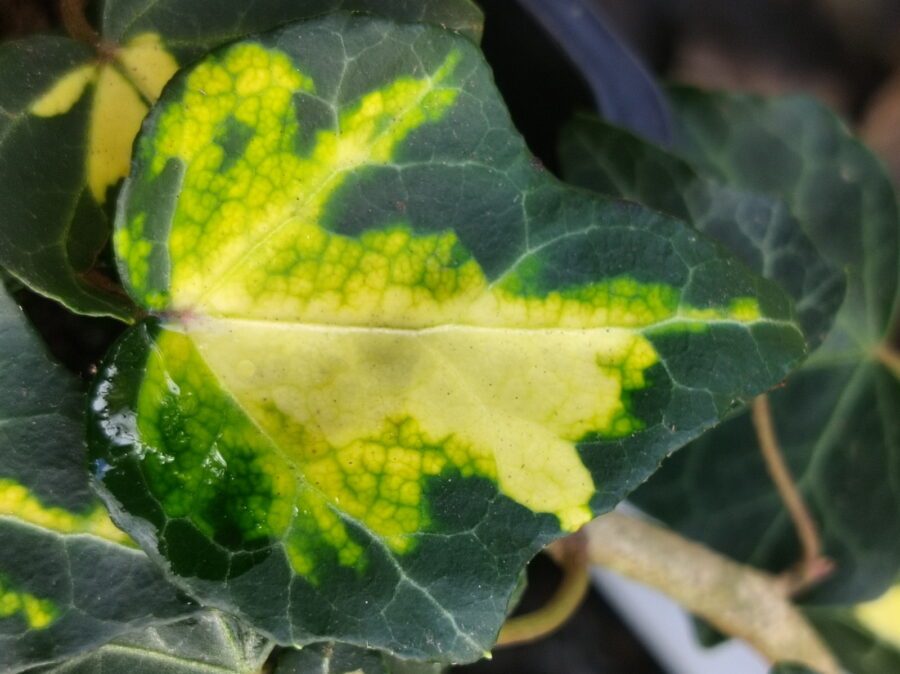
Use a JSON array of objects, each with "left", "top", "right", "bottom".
[
  {"left": 633, "top": 361, "right": 900, "bottom": 603},
  {"left": 666, "top": 87, "right": 900, "bottom": 340},
  {"left": 0, "top": 37, "right": 130, "bottom": 320},
  {"left": 805, "top": 609, "right": 900, "bottom": 674},
  {"left": 27, "top": 612, "right": 272, "bottom": 674},
  {"left": 0, "top": 289, "right": 194, "bottom": 673},
  {"left": 100, "top": 0, "right": 484, "bottom": 58},
  {"left": 558, "top": 114, "right": 845, "bottom": 348},
  {"left": 274, "top": 642, "right": 443, "bottom": 674}
]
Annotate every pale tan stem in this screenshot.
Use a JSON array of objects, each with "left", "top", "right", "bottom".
[
  {"left": 495, "top": 534, "right": 590, "bottom": 648},
  {"left": 752, "top": 395, "right": 833, "bottom": 592},
  {"left": 875, "top": 342, "right": 900, "bottom": 380},
  {"left": 585, "top": 512, "right": 840, "bottom": 674}
]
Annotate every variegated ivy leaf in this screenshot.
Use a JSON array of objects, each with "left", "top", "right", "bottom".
[
  {"left": 28, "top": 611, "right": 273, "bottom": 674},
  {"left": 626, "top": 89, "right": 900, "bottom": 604},
  {"left": 0, "top": 0, "right": 482, "bottom": 320},
  {"left": 0, "top": 286, "right": 195, "bottom": 673},
  {"left": 88, "top": 15, "right": 805, "bottom": 662}
]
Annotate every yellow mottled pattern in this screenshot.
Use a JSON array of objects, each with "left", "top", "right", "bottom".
[
  {"left": 192, "top": 319, "right": 655, "bottom": 539},
  {"left": 122, "top": 42, "right": 461, "bottom": 311},
  {"left": 0, "top": 576, "right": 57, "bottom": 629},
  {"left": 136, "top": 331, "right": 298, "bottom": 538},
  {"left": 122, "top": 41, "right": 769, "bottom": 579},
  {"left": 855, "top": 584, "right": 900, "bottom": 649},
  {"left": 27, "top": 34, "right": 178, "bottom": 203},
  {"left": 0, "top": 479, "right": 132, "bottom": 545}
]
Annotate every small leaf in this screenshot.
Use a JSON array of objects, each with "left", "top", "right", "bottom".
[
  {"left": 274, "top": 642, "right": 442, "bottom": 674},
  {"left": 0, "top": 286, "right": 195, "bottom": 672},
  {"left": 0, "top": 0, "right": 483, "bottom": 319},
  {"left": 29, "top": 611, "right": 273, "bottom": 674},
  {"left": 89, "top": 16, "right": 805, "bottom": 661},
  {"left": 629, "top": 90, "right": 900, "bottom": 603},
  {"left": 0, "top": 37, "right": 137, "bottom": 319}
]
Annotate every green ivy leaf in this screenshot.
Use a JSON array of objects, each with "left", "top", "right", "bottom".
[
  {"left": 626, "top": 90, "right": 900, "bottom": 603},
  {"left": 28, "top": 611, "right": 273, "bottom": 674},
  {"left": 0, "top": 286, "right": 196, "bottom": 672},
  {"left": 0, "top": 0, "right": 482, "bottom": 320},
  {"left": 558, "top": 113, "right": 846, "bottom": 348},
  {"left": 0, "top": 37, "right": 136, "bottom": 320},
  {"left": 666, "top": 87, "right": 899, "bottom": 341},
  {"left": 274, "top": 643, "right": 443, "bottom": 674},
  {"left": 88, "top": 15, "right": 805, "bottom": 661}
]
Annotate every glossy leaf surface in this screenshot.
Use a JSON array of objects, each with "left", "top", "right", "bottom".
[
  {"left": 0, "top": 0, "right": 482, "bottom": 319},
  {"left": 0, "top": 287, "right": 194, "bottom": 672},
  {"left": 30, "top": 612, "right": 272, "bottom": 674},
  {"left": 89, "top": 16, "right": 805, "bottom": 661},
  {"left": 0, "top": 36, "right": 142, "bottom": 319},
  {"left": 621, "top": 90, "right": 900, "bottom": 602}
]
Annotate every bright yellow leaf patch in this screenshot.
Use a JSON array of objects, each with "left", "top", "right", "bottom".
[{"left": 29, "top": 33, "right": 178, "bottom": 204}]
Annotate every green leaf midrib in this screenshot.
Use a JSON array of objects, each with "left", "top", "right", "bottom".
[{"left": 175, "top": 314, "right": 799, "bottom": 333}]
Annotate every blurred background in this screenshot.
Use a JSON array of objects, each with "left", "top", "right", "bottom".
[{"left": 2, "top": 0, "right": 898, "bottom": 672}]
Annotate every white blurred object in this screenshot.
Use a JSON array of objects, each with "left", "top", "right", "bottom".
[{"left": 592, "top": 566, "right": 768, "bottom": 674}]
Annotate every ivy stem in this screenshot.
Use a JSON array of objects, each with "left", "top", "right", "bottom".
[
  {"left": 752, "top": 394, "right": 833, "bottom": 594},
  {"left": 59, "top": 0, "right": 98, "bottom": 44},
  {"left": 495, "top": 532, "right": 590, "bottom": 648},
  {"left": 584, "top": 511, "right": 841, "bottom": 674},
  {"left": 874, "top": 342, "right": 900, "bottom": 379},
  {"left": 60, "top": 0, "right": 117, "bottom": 58}
]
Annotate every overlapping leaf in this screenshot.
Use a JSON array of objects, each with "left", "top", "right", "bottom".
[
  {"left": 609, "top": 90, "right": 900, "bottom": 603},
  {"left": 0, "top": 0, "right": 482, "bottom": 319},
  {"left": 29, "top": 611, "right": 272, "bottom": 674},
  {"left": 88, "top": 15, "right": 805, "bottom": 661},
  {"left": 0, "top": 286, "right": 195, "bottom": 672}
]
